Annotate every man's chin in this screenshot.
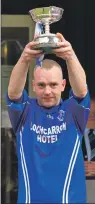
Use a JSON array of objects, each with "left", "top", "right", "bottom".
[
  {"left": 41, "top": 101, "right": 57, "bottom": 108},
  {"left": 37, "top": 99, "right": 59, "bottom": 108}
]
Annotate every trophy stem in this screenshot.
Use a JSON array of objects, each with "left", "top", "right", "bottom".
[{"left": 44, "top": 18, "right": 50, "bottom": 34}]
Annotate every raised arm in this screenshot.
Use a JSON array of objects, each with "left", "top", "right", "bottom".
[
  {"left": 8, "top": 41, "right": 43, "bottom": 100},
  {"left": 53, "top": 33, "right": 87, "bottom": 98}
]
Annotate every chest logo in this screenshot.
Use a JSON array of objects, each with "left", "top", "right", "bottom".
[{"left": 57, "top": 110, "right": 65, "bottom": 121}]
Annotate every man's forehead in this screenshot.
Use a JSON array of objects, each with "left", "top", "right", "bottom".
[{"left": 34, "top": 66, "right": 63, "bottom": 78}]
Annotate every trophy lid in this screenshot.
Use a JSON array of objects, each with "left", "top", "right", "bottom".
[{"left": 29, "top": 6, "right": 64, "bottom": 24}]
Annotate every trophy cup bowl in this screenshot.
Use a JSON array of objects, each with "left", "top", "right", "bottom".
[{"left": 29, "top": 6, "right": 64, "bottom": 53}]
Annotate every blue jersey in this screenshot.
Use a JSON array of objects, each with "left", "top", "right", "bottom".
[{"left": 6, "top": 89, "right": 90, "bottom": 203}]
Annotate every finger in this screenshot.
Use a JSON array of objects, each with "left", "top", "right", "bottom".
[
  {"left": 53, "top": 46, "right": 71, "bottom": 53},
  {"left": 24, "top": 53, "right": 44, "bottom": 61},
  {"left": 55, "top": 51, "right": 72, "bottom": 58},
  {"left": 26, "top": 41, "right": 40, "bottom": 49},
  {"left": 25, "top": 48, "right": 43, "bottom": 55},
  {"left": 56, "top": 32, "right": 65, "bottom": 42},
  {"left": 57, "top": 40, "right": 70, "bottom": 47}
]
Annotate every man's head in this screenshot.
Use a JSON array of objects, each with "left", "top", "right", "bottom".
[{"left": 33, "top": 59, "right": 66, "bottom": 108}]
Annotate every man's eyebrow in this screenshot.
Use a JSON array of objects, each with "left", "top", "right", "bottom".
[
  {"left": 37, "top": 82, "right": 46, "bottom": 86},
  {"left": 49, "top": 82, "right": 58, "bottom": 84},
  {"left": 37, "top": 82, "right": 58, "bottom": 85},
  {"left": 37, "top": 82, "right": 45, "bottom": 84}
]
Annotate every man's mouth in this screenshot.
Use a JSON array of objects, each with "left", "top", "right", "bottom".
[{"left": 43, "top": 97, "right": 54, "bottom": 100}]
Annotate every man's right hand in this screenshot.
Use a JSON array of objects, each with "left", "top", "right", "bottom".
[{"left": 21, "top": 41, "right": 43, "bottom": 63}]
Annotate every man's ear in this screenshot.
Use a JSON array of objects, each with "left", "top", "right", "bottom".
[
  {"left": 62, "top": 79, "right": 66, "bottom": 92},
  {"left": 32, "top": 80, "right": 35, "bottom": 92}
]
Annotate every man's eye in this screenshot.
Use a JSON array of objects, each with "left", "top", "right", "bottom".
[
  {"left": 50, "top": 83, "right": 57, "bottom": 87},
  {"left": 38, "top": 83, "right": 45, "bottom": 87}
]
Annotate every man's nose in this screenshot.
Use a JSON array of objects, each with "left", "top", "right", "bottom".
[{"left": 44, "top": 86, "right": 51, "bottom": 94}]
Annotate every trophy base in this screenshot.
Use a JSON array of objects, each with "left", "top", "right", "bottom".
[{"left": 33, "top": 34, "right": 61, "bottom": 54}]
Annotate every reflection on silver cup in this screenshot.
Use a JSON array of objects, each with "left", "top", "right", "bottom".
[{"left": 29, "top": 6, "right": 64, "bottom": 54}]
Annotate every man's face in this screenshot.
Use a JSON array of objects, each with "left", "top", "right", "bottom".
[{"left": 33, "top": 66, "right": 66, "bottom": 108}]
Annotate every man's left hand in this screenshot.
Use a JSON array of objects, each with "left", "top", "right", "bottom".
[{"left": 53, "top": 33, "right": 75, "bottom": 61}]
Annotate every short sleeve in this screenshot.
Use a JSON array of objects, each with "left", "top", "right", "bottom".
[
  {"left": 69, "top": 89, "right": 90, "bottom": 134},
  {"left": 6, "top": 89, "right": 30, "bottom": 133}
]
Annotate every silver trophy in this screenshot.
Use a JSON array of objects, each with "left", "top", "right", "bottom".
[{"left": 29, "top": 6, "right": 64, "bottom": 53}]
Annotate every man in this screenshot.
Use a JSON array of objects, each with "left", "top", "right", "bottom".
[{"left": 6, "top": 33, "right": 90, "bottom": 203}]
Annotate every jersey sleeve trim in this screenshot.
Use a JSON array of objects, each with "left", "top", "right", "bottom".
[{"left": 6, "top": 89, "right": 29, "bottom": 111}]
